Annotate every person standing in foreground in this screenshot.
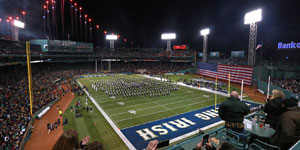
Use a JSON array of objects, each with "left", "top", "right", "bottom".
[
  {"left": 263, "top": 89, "right": 285, "bottom": 129},
  {"left": 269, "top": 98, "right": 300, "bottom": 149},
  {"left": 218, "top": 91, "right": 250, "bottom": 133}
]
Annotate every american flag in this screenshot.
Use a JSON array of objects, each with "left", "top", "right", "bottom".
[{"left": 197, "top": 63, "right": 253, "bottom": 85}]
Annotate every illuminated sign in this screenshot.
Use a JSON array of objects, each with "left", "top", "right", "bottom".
[
  {"left": 173, "top": 45, "right": 188, "bottom": 50},
  {"left": 161, "top": 33, "right": 176, "bottom": 40},
  {"left": 278, "top": 41, "right": 300, "bottom": 49}
]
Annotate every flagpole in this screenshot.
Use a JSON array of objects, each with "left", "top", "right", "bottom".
[
  {"left": 215, "top": 75, "right": 217, "bottom": 111},
  {"left": 228, "top": 72, "right": 230, "bottom": 97},
  {"left": 267, "top": 76, "right": 271, "bottom": 99},
  {"left": 241, "top": 80, "right": 244, "bottom": 101}
]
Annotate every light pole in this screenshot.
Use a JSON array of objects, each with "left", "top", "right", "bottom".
[
  {"left": 84, "top": 14, "right": 87, "bottom": 41},
  {"left": 161, "top": 33, "right": 176, "bottom": 51},
  {"left": 79, "top": 7, "right": 82, "bottom": 40},
  {"left": 106, "top": 34, "right": 118, "bottom": 72},
  {"left": 43, "top": 5, "right": 47, "bottom": 37},
  {"left": 96, "top": 25, "right": 100, "bottom": 45},
  {"left": 244, "top": 9, "right": 262, "bottom": 66},
  {"left": 0, "top": 18, "right": 2, "bottom": 36},
  {"left": 70, "top": 0, "right": 74, "bottom": 39},
  {"left": 200, "top": 28, "right": 210, "bottom": 62},
  {"left": 22, "top": 11, "right": 26, "bottom": 23},
  {"left": 13, "top": 20, "right": 25, "bottom": 41},
  {"left": 88, "top": 18, "right": 92, "bottom": 41},
  {"left": 46, "top": 1, "right": 51, "bottom": 38},
  {"left": 74, "top": 3, "right": 78, "bottom": 39},
  {"left": 106, "top": 34, "right": 118, "bottom": 51}
]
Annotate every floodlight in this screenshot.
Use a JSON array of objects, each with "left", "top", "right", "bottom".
[
  {"left": 161, "top": 33, "right": 176, "bottom": 40},
  {"left": 244, "top": 9, "right": 262, "bottom": 24},
  {"left": 106, "top": 34, "right": 118, "bottom": 40},
  {"left": 200, "top": 28, "right": 210, "bottom": 36},
  {"left": 14, "top": 20, "right": 25, "bottom": 28}
]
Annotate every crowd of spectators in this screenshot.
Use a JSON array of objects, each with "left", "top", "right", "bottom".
[
  {"left": 107, "top": 61, "right": 192, "bottom": 74},
  {"left": 0, "top": 63, "right": 94, "bottom": 149},
  {"left": 271, "top": 79, "right": 300, "bottom": 95}
]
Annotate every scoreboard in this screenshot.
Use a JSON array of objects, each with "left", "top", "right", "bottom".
[{"left": 173, "top": 45, "right": 189, "bottom": 50}]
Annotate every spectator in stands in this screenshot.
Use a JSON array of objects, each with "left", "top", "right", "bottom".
[
  {"left": 263, "top": 89, "right": 285, "bottom": 129},
  {"left": 269, "top": 98, "right": 300, "bottom": 149},
  {"left": 218, "top": 91, "right": 250, "bottom": 133},
  {"left": 82, "top": 141, "right": 104, "bottom": 150},
  {"left": 53, "top": 129, "right": 90, "bottom": 150},
  {"left": 194, "top": 138, "right": 237, "bottom": 150},
  {"left": 271, "top": 79, "right": 300, "bottom": 96},
  {"left": 146, "top": 140, "right": 158, "bottom": 150}
]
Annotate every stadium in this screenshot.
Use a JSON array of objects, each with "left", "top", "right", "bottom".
[{"left": 1, "top": 0, "right": 300, "bottom": 150}]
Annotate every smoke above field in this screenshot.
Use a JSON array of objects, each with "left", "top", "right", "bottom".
[{"left": 0, "top": 0, "right": 44, "bottom": 39}]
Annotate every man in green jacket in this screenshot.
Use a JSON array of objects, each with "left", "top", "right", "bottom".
[{"left": 218, "top": 91, "right": 250, "bottom": 133}]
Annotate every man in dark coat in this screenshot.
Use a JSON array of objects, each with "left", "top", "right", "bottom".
[
  {"left": 218, "top": 91, "right": 250, "bottom": 133},
  {"left": 270, "top": 98, "right": 300, "bottom": 150}
]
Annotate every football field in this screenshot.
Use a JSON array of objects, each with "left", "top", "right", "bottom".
[{"left": 77, "top": 74, "right": 228, "bottom": 129}]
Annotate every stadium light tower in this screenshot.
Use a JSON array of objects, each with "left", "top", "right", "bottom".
[
  {"left": 244, "top": 9, "right": 262, "bottom": 66},
  {"left": 161, "top": 33, "right": 176, "bottom": 51},
  {"left": 106, "top": 34, "right": 118, "bottom": 51},
  {"left": 200, "top": 28, "right": 210, "bottom": 62},
  {"left": 13, "top": 20, "right": 25, "bottom": 41}
]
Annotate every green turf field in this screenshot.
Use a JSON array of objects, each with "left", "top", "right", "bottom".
[
  {"left": 77, "top": 74, "right": 228, "bottom": 129},
  {"left": 63, "top": 93, "right": 127, "bottom": 150}
]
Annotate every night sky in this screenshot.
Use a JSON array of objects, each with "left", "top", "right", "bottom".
[{"left": 1, "top": 0, "right": 300, "bottom": 53}]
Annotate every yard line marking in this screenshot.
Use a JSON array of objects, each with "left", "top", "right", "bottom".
[
  {"left": 115, "top": 98, "right": 215, "bottom": 123},
  {"left": 109, "top": 96, "right": 205, "bottom": 117},
  {"left": 105, "top": 92, "right": 202, "bottom": 112}
]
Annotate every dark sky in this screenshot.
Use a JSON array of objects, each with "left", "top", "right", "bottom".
[{"left": 1, "top": 0, "right": 300, "bottom": 52}]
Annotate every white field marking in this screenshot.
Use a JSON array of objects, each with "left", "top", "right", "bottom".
[
  {"left": 203, "top": 95, "right": 210, "bottom": 97},
  {"left": 115, "top": 97, "right": 215, "bottom": 123},
  {"left": 109, "top": 95, "right": 208, "bottom": 117},
  {"left": 187, "top": 91, "right": 194, "bottom": 93},
  {"left": 117, "top": 102, "right": 125, "bottom": 106},
  {"left": 153, "top": 101, "right": 171, "bottom": 111},
  {"left": 128, "top": 110, "right": 136, "bottom": 115},
  {"left": 105, "top": 91, "right": 202, "bottom": 112}
]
